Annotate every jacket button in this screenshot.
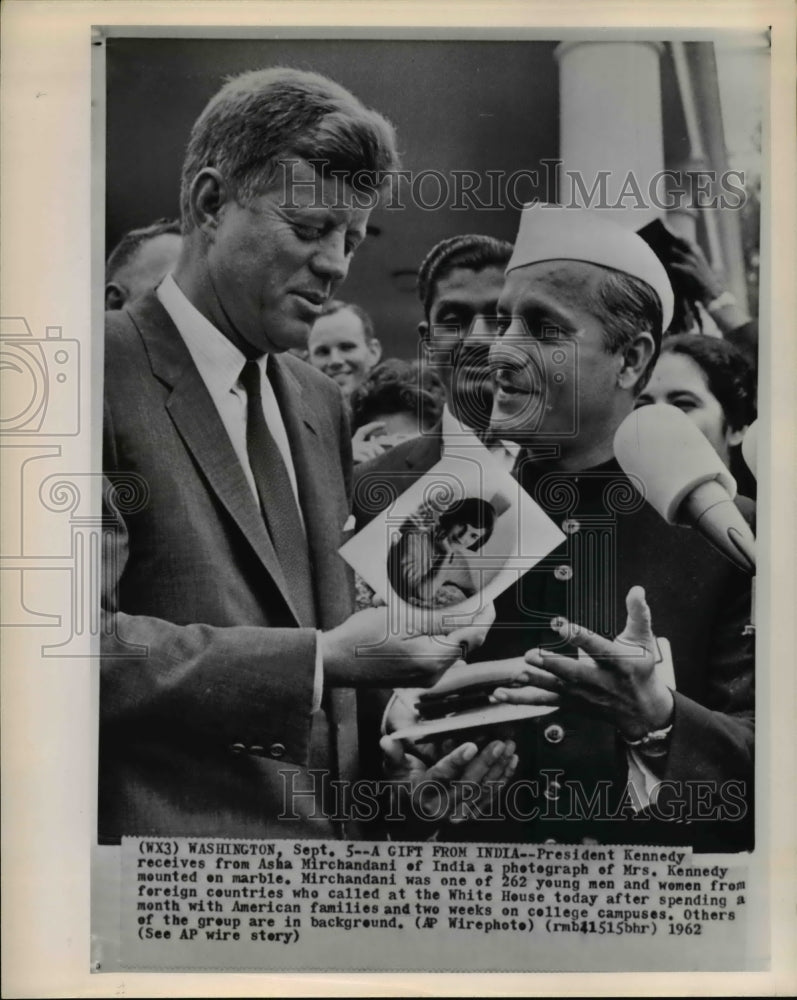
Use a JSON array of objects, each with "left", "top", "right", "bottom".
[
  {"left": 562, "top": 518, "right": 580, "bottom": 534},
  {"left": 269, "top": 742, "right": 286, "bottom": 759},
  {"left": 554, "top": 564, "right": 573, "bottom": 581},
  {"left": 543, "top": 723, "right": 565, "bottom": 744},
  {"left": 230, "top": 743, "right": 246, "bottom": 755},
  {"left": 249, "top": 745, "right": 265, "bottom": 757},
  {"left": 544, "top": 838, "right": 557, "bottom": 844}
]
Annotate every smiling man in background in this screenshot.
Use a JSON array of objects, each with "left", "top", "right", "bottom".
[
  {"left": 307, "top": 299, "right": 382, "bottom": 399},
  {"left": 307, "top": 298, "right": 387, "bottom": 463},
  {"left": 352, "top": 232, "right": 514, "bottom": 523}
]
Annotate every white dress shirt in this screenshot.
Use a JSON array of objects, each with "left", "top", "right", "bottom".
[
  {"left": 157, "top": 274, "right": 303, "bottom": 519},
  {"left": 156, "top": 274, "right": 322, "bottom": 709}
]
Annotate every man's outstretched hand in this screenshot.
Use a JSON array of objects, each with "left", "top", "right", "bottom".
[{"left": 492, "top": 585, "right": 674, "bottom": 740}]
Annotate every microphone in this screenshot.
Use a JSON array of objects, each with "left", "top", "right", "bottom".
[
  {"left": 741, "top": 419, "right": 758, "bottom": 480},
  {"left": 614, "top": 404, "right": 755, "bottom": 574}
]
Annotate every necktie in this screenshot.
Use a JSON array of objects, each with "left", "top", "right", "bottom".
[{"left": 240, "top": 360, "right": 315, "bottom": 625}]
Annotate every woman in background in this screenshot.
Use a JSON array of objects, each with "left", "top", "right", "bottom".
[{"left": 635, "top": 333, "right": 757, "bottom": 494}]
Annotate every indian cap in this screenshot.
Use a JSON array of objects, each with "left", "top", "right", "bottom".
[{"left": 506, "top": 203, "right": 674, "bottom": 331}]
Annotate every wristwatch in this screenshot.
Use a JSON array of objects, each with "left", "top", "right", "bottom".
[{"left": 623, "top": 724, "right": 673, "bottom": 758}]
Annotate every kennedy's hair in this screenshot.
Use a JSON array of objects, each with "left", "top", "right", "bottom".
[
  {"left": 316, "top": 299, "right": 376, "bottom": 344},
  {"left": 180, "top": 67, "right": 400, "bottom": 231},
  {"left": 588, "top": 269, "right": 664, "bottom": 393},
  {"left": 660, "top": 333, "right": 756, "bottom": 431},
  {"left": 417, "top": 234, "right": 513, "bottom": 320},
  {"left": 105, "top": 218, "right": 181, "bottom": 284}
]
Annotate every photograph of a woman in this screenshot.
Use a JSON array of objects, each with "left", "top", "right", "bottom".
[{"left": 387, "top": 497, "right": 497, "bottom": 608}]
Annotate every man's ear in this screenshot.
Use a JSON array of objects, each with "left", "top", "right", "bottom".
[
  {"left": 105, "top": 283, "right": 126, "bottom": 311},
  {"left": 618, "top": 331, "right": 656, "bottom": 391},
  {"left": 367, "top": 337, "right": 383, "bottom": 367},
  {"left": 187, "top": 168, "right": 229, "bottom": 235}
]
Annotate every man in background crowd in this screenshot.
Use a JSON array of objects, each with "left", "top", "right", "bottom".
[
  {"left": 352, "top": 233, "right": 513, "bottom": 510},
  {"left": 308, "top": 298, "right": 390, "bottom": 462},
  {"left": 105, "top": 218, "right": 183, "bottom": 310},
  {"left": 307, "top": 299, "right": 382, "bottom": 397},
  {"left": 417, "top": 233, "right": 513, "bottom": 443}
]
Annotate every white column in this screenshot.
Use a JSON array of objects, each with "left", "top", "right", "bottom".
[{"left": 554, "top": 40, "right": 665, "bottom": 228}]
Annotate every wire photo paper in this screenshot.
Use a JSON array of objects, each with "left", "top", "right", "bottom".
[
  {"left": 92, "top": 27, "right": 768, "bottom": 975},
  {"left": 2, "top": 3, "right": 796, "bottom": 998}
]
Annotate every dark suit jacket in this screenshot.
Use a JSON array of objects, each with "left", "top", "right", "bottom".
[
  {"left": 353, "top": 431, "right": 755, "bottom": 851},
  {"left": 100, "top": 291, "right": 355, "bottom": 841}
]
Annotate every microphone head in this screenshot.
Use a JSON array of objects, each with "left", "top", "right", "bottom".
[
  {"left": 614, "top": 404, "right": 737, "bottom": 524},
  {"left": 741, "top": 419, "right": 758, "bottom": 480}
]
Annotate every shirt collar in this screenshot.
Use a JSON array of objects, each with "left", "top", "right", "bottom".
[{"left": 157, "top": 273, "right": 268, "bottom": 393}]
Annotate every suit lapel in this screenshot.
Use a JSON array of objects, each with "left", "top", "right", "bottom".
[
  {"left": 270, "top": 359, "right": 351, "bottom": 630},
  {"left": 127, "top": 293, "right": 300, "bottom": 624}
]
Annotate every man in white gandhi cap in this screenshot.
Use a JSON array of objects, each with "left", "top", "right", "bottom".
[{"left": 457, "top": 203, "right": 754, "bottom": 850}]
